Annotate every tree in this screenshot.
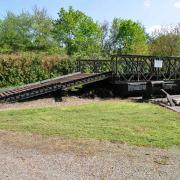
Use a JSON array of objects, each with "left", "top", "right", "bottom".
[
  {"left": 0, "top": 11, "right": 32, "bottom": 52},
  {"left": 108, "top": 18, "right": 148, "bottom": 55},
  {"left": 31, "top": 6, "right": 58, "bottom": 51},
  {"left": 149, "top": 25, "right": 180, "bottom": 56},
  {"left": 0, "top": 7, "right": 59, "bottom": 53},
  {"left": 54, "top": 6, "right": 103, "bottom": 56},
  {"left": 100, "top": 21, "right": 110, "bottom": 56}
]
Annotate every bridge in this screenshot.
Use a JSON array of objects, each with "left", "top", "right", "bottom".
[
  {"left": 78, "top": 54, "right": 180, "bottom": 81},
  {"left": 0, "top": 54, "right": 180, "bottom": 102}
]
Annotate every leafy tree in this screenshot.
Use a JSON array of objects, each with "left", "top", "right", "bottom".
[
  {"left": 0, "top": 11, "right": 32, "bottom": 52},
  {"left": 108, "top": 18, "right": 148, "bottom": 55},
  {"left": 54, "top": 6, "right": 103, "bottom": 56},
  {"left": 100, "top": 21, "right": 110, "bottom": 56},
  {"left": 31, "top": 7, "right": 58, "bottom": 52},
  {"left": 149, "top": 25, "right": 180, "bottom": 56},
  {"left": 0, "top": 8, "right": 59, "bottom": 53}
]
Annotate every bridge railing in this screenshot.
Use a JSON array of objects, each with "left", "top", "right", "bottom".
[
  {"left": 77, "top": 55, "right": 180, "bottom": 81},
  {"left": 77, "top": 59, "right": 114, "bottom": 74},
  {"left": 112, "top": 55, "right": 180, "bottom": 81}
]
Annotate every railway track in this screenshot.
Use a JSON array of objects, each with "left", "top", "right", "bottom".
[{"left": 0, "top": 72, "right": 112, "bottom": 102}]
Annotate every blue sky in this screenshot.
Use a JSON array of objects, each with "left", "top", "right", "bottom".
[{"left": 0, "top": 0, "right": 180, "bottom": 33}]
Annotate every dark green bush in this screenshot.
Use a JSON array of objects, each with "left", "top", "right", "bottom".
[{"left": 0, "top": 53, "right": 76, "bottom": 88}]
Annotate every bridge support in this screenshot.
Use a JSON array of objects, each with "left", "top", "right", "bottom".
[{"left": 111, "top": 80, "right": 180, "bottom": 98}]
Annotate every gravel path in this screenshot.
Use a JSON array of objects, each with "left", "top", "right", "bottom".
[{"left": 0, "top": 131, "right": 180, "bottom": 180}]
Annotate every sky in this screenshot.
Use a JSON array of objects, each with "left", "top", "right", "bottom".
[{"left": 0, "top": 0, "right": 180, "bottom": 33}]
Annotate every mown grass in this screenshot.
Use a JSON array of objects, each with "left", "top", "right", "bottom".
[{"left": 0, "top": 101, "right": 179, "bottom": 148}]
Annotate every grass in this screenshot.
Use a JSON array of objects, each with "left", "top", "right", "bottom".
[{"left": 0, "top": 101, "right": 179, "bottom": 148}]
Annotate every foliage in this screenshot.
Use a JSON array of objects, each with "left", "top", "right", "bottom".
[
  {"left": 30, "top": 7, "right": 59, "bottom": 52},
  {"left": 0, "top": 6, "right": 179, "bottom": 58},
  {"left": 0, "top": 101, "right": 179, "bottom": 148},
  {"left": 54, "top": 6, "right": 103, "bottom": 57},
  {"left": 0, "top": 11, "right": 32, "bottom": 52},
  {"left": 0, "top": 8, "right": 59, "bottom": 53},
  {"left": 0, "top": 6, "right": 180, "bottom": 87},
  {"left": 108, "top": 19, "right": 148, "bottom": 55},
  {"left": 100, "top": 21, "right": 110, "bottom": 57},
  {"left": 149, "top": 25, "right": 180, "bottom": 56},
  {"left": 0, "top": 53, "right": 76, "bottom": 87}
]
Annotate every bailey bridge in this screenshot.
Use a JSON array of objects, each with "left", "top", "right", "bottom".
[{"left": 0, "top": 54, "right": 180, "bottom": 102}]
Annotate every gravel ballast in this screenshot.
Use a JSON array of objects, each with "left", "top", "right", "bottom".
[{"left": 0, "top": 131, "right": 180, "bottom": 180}]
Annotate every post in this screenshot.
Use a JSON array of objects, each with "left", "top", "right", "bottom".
[
  {"left": 116, "top": 57, "right": 118, "bottom": 75},
  {"left": 137, "top": 59, "right": 139, "bottom": 82},
  {"left": 77, "top": 59, "right": 81, "bottom": 72},
  {"left": 157, "top": 68, "right": 159, "bottom": 81},
  {"left": 112, "top": 60, "right": 115, "bottom": 74}
]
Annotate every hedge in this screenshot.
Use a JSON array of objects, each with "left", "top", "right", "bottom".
[{"left": 0, "top": 53, "right": 76, "bottom": 88}]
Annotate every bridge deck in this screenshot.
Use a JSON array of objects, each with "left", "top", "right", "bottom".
[{"left": 0, "top": 72, "right": 112, "bottom": 102}]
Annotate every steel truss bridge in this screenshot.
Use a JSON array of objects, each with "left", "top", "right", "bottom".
[
  {"left": 78, "top": 54, "right": 180, "bottom": 82},
  {"left": 0, "top": 54, "right": 180, "bottom": 102}
]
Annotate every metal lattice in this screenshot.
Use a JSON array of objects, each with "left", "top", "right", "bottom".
[{"left": 78, "top": 55, "right": 180, "bottom": 82}]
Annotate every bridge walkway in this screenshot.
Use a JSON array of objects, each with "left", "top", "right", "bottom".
[{"left": 0, "top": 72, "right": 112, "bottom": 102}]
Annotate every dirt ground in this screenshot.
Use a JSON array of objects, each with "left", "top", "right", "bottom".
[
  {"left": 0, "top": 96, "right": 102, "bottom": 111},
  {"left": 0, "top": 130, "right": 180, "bottom": 180}
]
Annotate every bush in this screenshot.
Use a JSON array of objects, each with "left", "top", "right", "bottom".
[{"left": 0, "top": 53, "right": 76, "bottom": 88}]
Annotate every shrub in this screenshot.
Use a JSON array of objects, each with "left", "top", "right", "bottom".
[{"left": 0, "top": 53, "right": 76, "bottom": 88}]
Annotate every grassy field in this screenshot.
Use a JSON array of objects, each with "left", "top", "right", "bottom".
[{"left": 0, "top": 101, "right": 179, "bottom": 148}]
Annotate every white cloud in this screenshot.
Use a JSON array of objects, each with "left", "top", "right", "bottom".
[
  {"left": 174, "top": 1, "right": 180, "bottom": 9},
  {"left": 146, "top": 25, "right": 162, "bottom": 34},
  {"left": 144, "top": 0, "right": 151, "bottom": 7}
]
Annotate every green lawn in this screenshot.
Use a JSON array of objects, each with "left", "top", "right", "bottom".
[{"left": 0, "top": 101, "right": 179, "bottom": 148}]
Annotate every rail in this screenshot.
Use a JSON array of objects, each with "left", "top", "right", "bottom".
[{"left": 77, "top": 55, "right": 180, "bottom": 81}]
